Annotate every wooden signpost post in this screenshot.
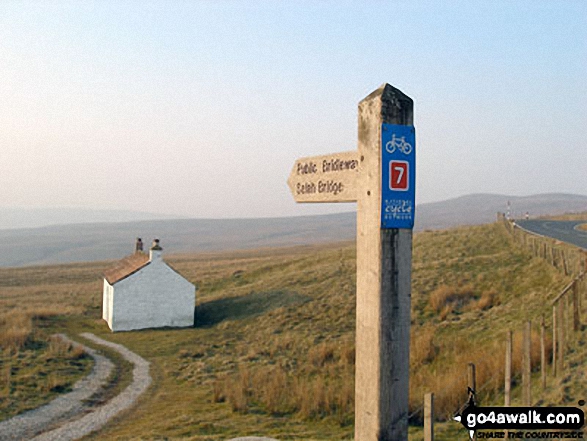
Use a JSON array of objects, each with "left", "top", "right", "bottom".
[{"left": 288, "top": 84, "right": 415, "bottom": 441}]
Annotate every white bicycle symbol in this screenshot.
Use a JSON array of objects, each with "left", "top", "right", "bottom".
[{"left": 385, "top": 134, "right": 412, "bottom": 155}]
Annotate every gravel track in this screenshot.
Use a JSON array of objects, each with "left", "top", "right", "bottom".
[
  {"left": 0, "top": 334, "right": 114, "bottom": 441},
  {"left": 32, "top": 333, "right": 152, "bottom": 441},
  {"left": 0, "top": 333, "right": 151, "bottom": 441}
]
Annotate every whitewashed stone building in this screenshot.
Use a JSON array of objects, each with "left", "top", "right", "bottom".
[{"left": 102, "top": 239, "right": 196, "bottom": 332}]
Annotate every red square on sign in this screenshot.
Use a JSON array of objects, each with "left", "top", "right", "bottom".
[{"left": 390, "top": 160, "right": 409, "bottom": 191}]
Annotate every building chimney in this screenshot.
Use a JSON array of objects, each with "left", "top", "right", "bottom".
[
  {"left": 135, "top": 238, "right": 144, "bottom": 253},
  {"left": 149, "top": 239, "right": 163, "bottom": 262}
]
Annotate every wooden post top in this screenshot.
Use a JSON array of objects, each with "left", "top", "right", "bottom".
[{"left": 359, "top": 83, "right": 414, "bottom": 126}]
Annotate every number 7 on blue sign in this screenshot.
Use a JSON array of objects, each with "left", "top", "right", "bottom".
[
  {"left": 390, "top": 160, "right": 409, "bottom": 191},
  {"left": 381, "top": 124, "right": 416, "bottom": 229}
]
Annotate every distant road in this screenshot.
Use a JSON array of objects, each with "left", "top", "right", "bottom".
[{"left": 516, "top": 220, "right": 587, "bottom": 250}]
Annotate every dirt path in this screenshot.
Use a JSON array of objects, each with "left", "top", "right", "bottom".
[{"left": 0, "top": 333, "right": 151, "bottom": 441}]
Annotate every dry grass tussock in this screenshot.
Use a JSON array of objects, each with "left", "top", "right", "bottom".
[
  {"left": 409, "top": 327, "right": 553, "bottom": 422},
  {"left": 0, "top": 306, "right": 77, "bottom": 352},
  {"left": 0, "top": 223, "right": 573, "bottom": 439},
  {"left": 0, "top": 331, "right": 92, "bottom": 419},
  {"left": 0, "top": 312, "right": 32, "bottom": 351},
  {"left": 429, "top": 284, "right": 476, "bottom": 312},
  {"left": 411, "top": 327, "right": 439, "bottom": 368},
  {"left": 186, "top": 224, "right": 569, "bottom": 439},
  {"left": 0, "top": 266, "right": 94, "bottom": 420},
  {"left": 429, "top": 284, "right": 500, "bottom": 320},
  {"left": 216, "top": 340, "right": 355, "bottom": 426},
  {"left": 46, "top": 334, "right": 86, "bottom": 359}
]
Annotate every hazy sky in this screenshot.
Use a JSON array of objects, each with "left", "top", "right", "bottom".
[{"left": 1, "top": 1, "right": 585, "bottom": 219}]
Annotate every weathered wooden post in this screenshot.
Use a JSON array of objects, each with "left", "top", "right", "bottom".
[
  {"left": 580, "top": 274, "right": 584, "bottom": 301},
  {"left": 522, "top": 321, "right": 532, "bottom": 406},
  {"left": 558, "top": 301, "right": 565, "bottom": 373},
  {"left": 505, "top": 330, "right": 512, "bottom": 406},
  {"left": 288, "top": 84, "right": 415, "bottom": 441},
  {"left": 552, "top": 304, "right": 557, "bottom": 377},
  {"left": 356, "top": 84, "right": 414, "bottom": 441},
  {"left": 573, "top": 280, "right": 580, "bottom": 332},
  {"left": 468, "top": 363, "right": 476, "bottom": 395},
  {"left": 565, "top": 289, "right": 571, "bottom": 339},
  {"left": 540, "top": 316, "right": 546, "bottom": 390},
  {"left": 424, "top": 393, "right": 434, "bottom": 441}
]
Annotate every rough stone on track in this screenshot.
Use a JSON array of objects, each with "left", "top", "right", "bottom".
[
  {"left": 32, "top": 333, "right": 151, "bottom": 441},
  {"left": 0, "top": 333, "right": 151, "bottom": 441},
  {"left": 0, "top": 334, "right": 113, "bottom": 441}
]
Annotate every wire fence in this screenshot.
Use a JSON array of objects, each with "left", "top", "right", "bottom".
[{"left": 421, "top": 216, "right": 587, "bottom": 440}]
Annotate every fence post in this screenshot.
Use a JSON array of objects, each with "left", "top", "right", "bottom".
[
  {"left": 552, "top": 304, "right": 557, "bottom": 377},
  {"left": 541, "top": 316, "right": 546, "bottom": 390},
  {"left": 565, "top": 290, "right": 571, "bottom": 344},
  {"left": 424, "top": 393, "right": 434, "bottom": 441},
  {"left": 468, "top": 362, "right": 476, "bottom": 396},
  {"left": 505, "top": 330, "right": 512, "bottom": 406},
  {"left": 578, "top": 275, "right": 583, "bottom": 316},
  {"left": 573, "top": 280, "right": 580, "bottom": 332},
  {"left": 562, "top": 251, "right": 568, "bottom": 276},
  {"left": 522, "top": 321, "right": 532, "bottom": 406},
  {"left": 558, "top": 300, "right": 565, "bottom": 373}
]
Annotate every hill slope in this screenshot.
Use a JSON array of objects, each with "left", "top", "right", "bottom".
[
  {"left": 0, "top": 207, "right": 178, "bottom": 230},
  {"left": 416, "top": 193, "right": 587, "bottom": 230},
  {"left": 0, "top": 213, "right": 355, "bottom": 267},
  {"left": 0, "top": 222, "right": 580, "bottom": 440},
  {"left": 1, "top": 193, "right": 585, "bottom": 267}
]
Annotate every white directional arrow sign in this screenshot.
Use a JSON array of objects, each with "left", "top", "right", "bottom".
[{"left": 287, "top": 150, "right": 359, "bottom": 203}]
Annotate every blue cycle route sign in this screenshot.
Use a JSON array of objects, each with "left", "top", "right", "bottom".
[{"left": 381, "top": 124, "right": 416, "bottom": 229}]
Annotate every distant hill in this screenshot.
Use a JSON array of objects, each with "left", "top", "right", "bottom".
[
  {"left": 0, "top": 213, "right": 355, "bottom": 267},
  {"left": 0, "top": 207, "right": 177, "bottom": 230},
  {"left": 1, "top": 193, "right": 585, "bottom": 267},
  {"left": 415, "top": 193, "right": 587, "bottom": 230}
]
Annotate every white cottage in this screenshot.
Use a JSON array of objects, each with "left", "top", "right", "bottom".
[{"left": 102, "top": 239, "right": 196, "bottom": 332}]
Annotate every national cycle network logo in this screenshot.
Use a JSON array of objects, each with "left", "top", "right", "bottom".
[{"left": 454, "top": 389, "right": 585, "bottom": 439}]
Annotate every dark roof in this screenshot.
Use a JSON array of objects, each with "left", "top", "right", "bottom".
[{"left": 103, "top": 252, "right": 150, "bottom": 285}]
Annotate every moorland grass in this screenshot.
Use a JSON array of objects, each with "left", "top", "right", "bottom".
[
  {"left": 542, "top": 212, "right": 587, "bottom": 221},
  {"left": 0, "top": 329, "right": 92, "bottom": 420},
  {"left": 0, "top": 223, "right": 580, "bottom": 440}
]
